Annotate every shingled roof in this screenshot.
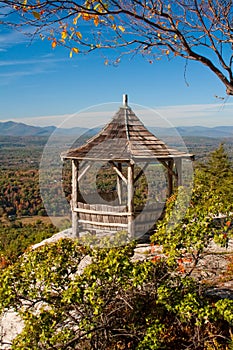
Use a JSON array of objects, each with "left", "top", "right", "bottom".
[{"left": 62, "top": 95, "right": 193, "bottom": 162}]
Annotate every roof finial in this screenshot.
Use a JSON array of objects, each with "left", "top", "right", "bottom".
[{"left": 123, "top": 94, "right": 128, "bottom": 107}]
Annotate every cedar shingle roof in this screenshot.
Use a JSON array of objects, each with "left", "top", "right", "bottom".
[{"left": 62, "top": 101, "right": 193, "bottom": 162}]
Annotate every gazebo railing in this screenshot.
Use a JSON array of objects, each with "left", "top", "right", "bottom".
[
  {"left": 74, "top": 202, "right": 128, "bottom": 230},
  {"left": 134, "top": 202, "right": 165, "bottom": 234},
  {"left": 74, "top": 201, "right": 165, "bottom": 232}
]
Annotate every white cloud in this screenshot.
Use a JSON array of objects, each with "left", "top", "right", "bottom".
[
  {"left": 13, "top": 114, "right": 72, "bottom": 127},
  {"left": 0, "top": 56, "right": 67, "bottom": 86},
  {"left": 152, "top": 102, "right": 233, "bottom": 126},
  {"left": 0, "top": 30, "right": 28, "bottom": 48},
  {"left": 4, "top": 102, "right": 233, "bottom": 128},
  {"left": 0, "top": 57, "right": 67, "bottom": 67},
  {"left": 0, "top": 70, "right": 40, "bottom": 78}
]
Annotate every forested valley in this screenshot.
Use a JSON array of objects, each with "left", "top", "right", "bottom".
[{"left": 0, "top": 134, "right": 233, "bottom": 264}]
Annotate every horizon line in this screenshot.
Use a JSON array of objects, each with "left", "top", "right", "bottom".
[
  {"left": 1, "top": 101, "right": 233, "bottom": 128},
  {"left": 1, "top": 119, "right": 233, "bottom": 129}
]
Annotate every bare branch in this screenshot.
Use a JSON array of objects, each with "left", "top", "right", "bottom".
[{"left": 1, "top": 0, "right": 233, "bottom": 94}]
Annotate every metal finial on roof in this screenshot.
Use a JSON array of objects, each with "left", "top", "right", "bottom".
[{"left": 123, "top": 94, "right": 128, "bottom": 107}]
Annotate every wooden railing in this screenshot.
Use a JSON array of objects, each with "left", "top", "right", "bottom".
[
  {"left": 74, "top": 201, "right": 165, "bottom": 232},
  {"left": 74, "top": 202, "right": 128, "bottom": 230}
]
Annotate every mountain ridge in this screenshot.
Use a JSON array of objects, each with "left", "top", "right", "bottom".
[{"left": 1, "top": 120, "right": 233, "bottom": 138}]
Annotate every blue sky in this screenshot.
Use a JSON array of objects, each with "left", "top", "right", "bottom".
[{"left": 1, "top": 26, "right": 233, "bottom": 128}]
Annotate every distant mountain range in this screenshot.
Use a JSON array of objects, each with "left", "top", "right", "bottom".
[
  {"left": 0, "top": 121, "right": 88, "bottom": 137},
  {"left": 149, "top": 125, "right": 233, "bottom": 139},
  {"left": 1, "top": 120, "right": 233, "bottom": 139}
]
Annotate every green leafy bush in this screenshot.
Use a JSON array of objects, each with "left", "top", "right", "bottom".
[
  {"left": 0, "top": 221, "right": 57, "bottom": 265},
  {"left": 0, "top": 238, "right": 232, "bottom": 350}
]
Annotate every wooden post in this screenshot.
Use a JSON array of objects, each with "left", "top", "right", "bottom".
[
  {"left": 167, "top": 160, "right": 174, "bottom": 197},
  {"left": 127, "top": 162, "right": 135, "bottom": 238},
  {"left": 72, "top": 159, "right": 79, "bottom": 238},
  {"left": 117, "top": 163, "right": 123, "bottom": 205},
  {"left": 175, "top": 158, "right": 182, "bottom": 187}
]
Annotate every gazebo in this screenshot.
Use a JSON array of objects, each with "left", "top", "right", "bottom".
[{"left": 61, "top": 95, "right": 194, "bottom": 238}]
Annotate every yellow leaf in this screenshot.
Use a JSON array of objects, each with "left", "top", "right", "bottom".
[
  {"left": 72, "top": 47, "right": 79, "bottom": 54},
  {"left": 82, "top": 13, "right": 92, "bottom": 21},
  {"left": 73, "top": 13, "right": 81, "bottom": 25},
  {"left": 94, "top": 15, "right": 99, "bottom": 26},
  {"left": 118, "top": 25, "right": 125, "bottom": 32},
  {"left": 51, "top": 40, "right": 57, "bottom": 48},
  {"left": 70, "top": 47, "right": 79, "bottom": 58},
  {"left": 76, "top": 31, "right": 82, "bottom": 39},
  {"left": 94, "top": 3, "right": 106, "bottom": 13},
  {"left": 32, "top": 11, "right": 40, "bottom": 19},
  {"left": 112, "top": 24, "right": 117, "bottom": 30},
  {"left": 108, "top": 15, "right": 114, "bottom": 21},
  {"left": 166, "top": 50, "right": 170, "bottom": 55},
  {"left": 61, "top": 30, "right": 67, "bottom": 40},
  {"left": 94, "top": 3, "right": 100, "bottom": 11},
  {"left": 104, "top": 59, "right": 109, "bottom": 65}
]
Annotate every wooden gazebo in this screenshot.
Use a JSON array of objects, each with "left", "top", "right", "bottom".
[{"left": 61, "top": 95, "right": 194, "bottom": 238}]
